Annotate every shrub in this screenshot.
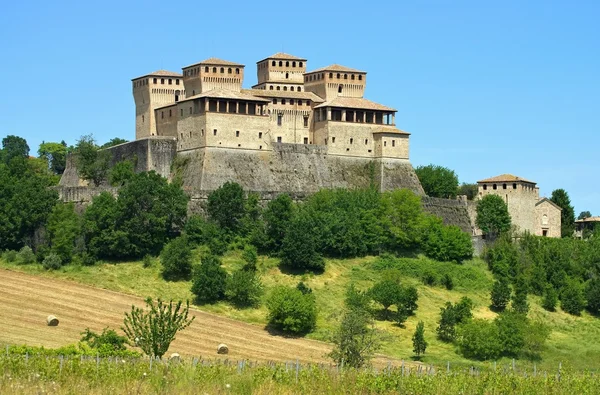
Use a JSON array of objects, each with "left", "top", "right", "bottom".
[
  {"left": 421, "top": 269, "right": 437, "bottom": 286},
  {"left": 42, "top": 253, "right": 62, "bottom": 270},
  {"left": 241, "top": 244, "right": 258, "bottom": 271},
  {"left": 185, "top": 215, "right": 217, "bottom": 246},
  {"left": 3, "top": 250, "right": 17, "bottom": 263},
  {"left": 495, "top": 311, "right": 527, "bottom": 356},
  {"left": 511, "top": 276, "right": 529, "bottom": 314},
  {"left": 560, "top": 279, "right": 586, "bottom": 316},
  {"left": 401, "top": 286, "right": 419, "bottom": 315},
  {"left": 423, "top": 221, "right": 473, "bottom": 263},
  {"left": 160, "top": 235, "right": 193, "bottom": 281},
  {"left": 585, "top": 278, "right": 600, "bottom": 315},
  {"left": 412, "top": 321, "right": 427, "bottom": 358},
  {"left": 191, "top": 255, "right": 228, "bottom": 304},
  {"left": 490, "top": 279, "right": 511, "bottom": 311},
  {"left": 142, "top": 254, "right": 152, "bottom": 268},
  {"left": 266, "top": 286, "right": 317, "bottom": 334},
  {"left": 296, "top": 281, "right": 313, "bottom": 295},
  {"left": 18, "top": 246, "right": 35, "bottom": 264},
  {"left": 436, "top": 297, "right": 473, "bottom": 342},
  {"left": 441, "top": 273, "right": 454, "bottom": 290},
  {"left": 523, "top": 321, "right": 551, "bottom": 358},
  {"left": 80, "top": 252, "right": 96, "bottom": 266},
  {"left": 542, "top": 286, "right": 558, "bottom": 312},
  {"left": 225, "top": 269, "right": 263, "bottom": 308},
  {"left": 457, "top": 319, "right": 502, "bottom": 360},
  {"left": 80, "top": 327, "right": 128, "bottom": 352}
]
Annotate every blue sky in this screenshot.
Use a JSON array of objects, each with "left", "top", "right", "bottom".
[{"left": 1, "top": 0, "right": 598, "bottom": 214}]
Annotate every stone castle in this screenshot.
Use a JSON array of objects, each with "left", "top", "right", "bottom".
[{"left": 58, "top": 52, "right": 560, "bottom": 239}]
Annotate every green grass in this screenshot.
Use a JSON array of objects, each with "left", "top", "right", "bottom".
[{"left": 2, "top": 251, "right": 600, "bottom": 372}]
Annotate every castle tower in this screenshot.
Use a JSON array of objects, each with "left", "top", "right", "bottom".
[
  {"left": 132, "top": 70, "right": 184, "bottom": 139},
  {"left": 303, "top": 65, "right": 367, "bottom": 101},
  {"left": 253, "top": 53, "right": 307, "bottom": 93},
  {"left": 182, "top": 58, "right": 245, "bottom": 97}
]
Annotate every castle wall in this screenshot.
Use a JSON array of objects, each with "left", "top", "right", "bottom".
[
  {"left": 478, "top": 182, "right": 538, "bottom": 234},
  {"left": 421, "top": 196, "right": 475, "bottom": 235},
  {"left": 155, "top": 104, "right": 178, "bottom": 138},
  {"left": 268, "top": 102, "right": 312, "bottom": 144}
]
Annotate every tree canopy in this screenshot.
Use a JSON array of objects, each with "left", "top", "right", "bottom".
[
  {"left": 415, "top": 164, "right": 459, "bottom": 199},
  {"left": 550, "top": 189, "right": 575, "bottom": 238},
  {"left": 476, "top": 195, "right": 512, "bottom": 239}
]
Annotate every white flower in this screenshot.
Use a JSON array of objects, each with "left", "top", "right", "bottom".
[{"left": 225, "top": 384, "right": 231, "bottom": 389}]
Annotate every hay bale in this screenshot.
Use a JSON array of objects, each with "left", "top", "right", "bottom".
[
  {"left": 217, "top": 343, "right": 228, "bottom": 354},
  {"left": 169, "top": 353, "right": 180, "bottom": 362},
  {"left": 47, "top": 315, "right": 59, "bottom": 326}
]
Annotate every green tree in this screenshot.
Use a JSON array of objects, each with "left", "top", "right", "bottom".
[
  {"left": 415, "top": 164, "right": 459, "bottom": 199},
  {"left": 542, "top": 285, "right": 558, "bottom": 312},
  {"left": 46, "top": 203, "right": 80, "bottom": 263},
  {"left": 100, "top": 137, "right": 128, "bottom": 148},
  {"left": 122, "top": 298, "right": 194, "bottom": 359},
  {"left": 279, "top": 214, "right": 325, "bottom": 272},
  {"left": 369, "top": 279, "right": 403, "bottom": 319},
  {"left": 38, "top": 141, "right": 67, "bottom": 174},
  {"left": 241, "top": 244, "right": 258, "bottom": 271},
  {"left": 206, "top": 182, "right": 246, "bottom": 234},
  {"left": 266, "top": 286, "right": 317, "bottom": 334},
  {"left": 160, "top": 235, "right": 193, "bottom": 281},
  {"left": 423, "top": 220, "right": 473, "bottom": 262},
  {"left": 578, "top": 211, "right": 592, "bottom": 220},
  {"left": 586, "top": 278, "right": 600, "bottom": 315},
  {"left": 80, "top": 327, "right": 129, "bottom": 353},
  {"left": 437, "top": 297, "right": 473, "bottom": 342},
  {"left": 263, "top": 194, "right": 294, "bottom": 252},
  {"left": 490, "top": 278, "right": 511, "bottom": 311},
  {"left": 476, "top": 195, "right": 512, "bottom": 239},
  {"left": 108, "top": 160, "right": 135, "bottom": 186},
  {"left": 381, "top": 189, "right": 426, "bottom": 251},
  {"left": 42, "top": 252, "right": 62, "bottom": 270},
  {"left": 73, "top": 135, "right": 111, "bottom": 187},
  {"left": 225, "top": 269, "right": 263, "bottom": 308},
  {"left": 1, "top": 135, "right": 29, "bottom": 164},
  {"left": 551, "top": 189, "right": 576, "bottom": 238},
  {"left": 412, "top": 321, "right": 427, "bottom": 358},
  {"left": 190, "top": 255, "right": 228, "bottom": 304},
  {"left": 560, "top": 278, "right": 586, "bottom": 315},
  {"left": 329, "top": 306, "right": 380, "bottom": 368},
  {"left": 495, "top": 311, "right": 527, "bottom": 356},
  {"left": 511, "top": 276, "right": 529, "bottom": 314},
  {"left": 458, "top": 183, "right": 478, "bottom": 200},
  {"left": 456, "top": 319, "right": 502, "bottom": 360}
]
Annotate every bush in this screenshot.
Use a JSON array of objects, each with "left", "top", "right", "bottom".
[
  {"left": 585, "top": 278, "right": 600, "bottom": 315},
  {"left": 441, "top": 273, "right": 454, "bottom": 290},
  {"left": 80, "top": 252, "right": 96, "bottom": 266},
  {"left": 80, "top": 327, "right": 128, "bottom": 352},
  {"left": 423, "top": 221, "right": 473, "bottom": 263},
  {"left": 421, "top": 269, "right": 437, "bottom": 286},
  {"left": 266, "top": 286, "right": 317, "bottom": 334},
  {"left": 560, "top": 279, "right": 586, "bottom": 315},
  {"left": 457, "top": 319, "right": 502, "bottom": 360},
  {"left": 142, "top": 254, "right": 152, "bottom": 268},
  {"left": 18, "top": 246, "right": 35, "bottom": 264},
  {"left": 191, "top": 255, "right": 228, "bottom": 304},
  {"left": 160, "top": 235, "right": 193, "bottom": 281},
  {"left": 495, "top": 311, "right": 527, "bottom": 356},
  {"left": 241, "top": 244, "right": 258, "bottom": 271},
  {"left": 42, "top": 253, "right": 62, "bottom": 270},
  {"left": 401, "top": 286, "right": 419, "bottom": 315},
  {"left": 296, "top": 281, "right": 313, "bottom": 295},
  {"left": 523, "top": 321, "right": 551, "bottom": 358},
  {"left": 490, "top": 279, "right": 511, "bottom": 311},
  {"left": 436, "top": 297, "right": 473, "bottom": 342},
  {"left": 225, "top": 269, "right": 263, "bottom": 308},
  {"left": 511, "top": 276, "right": 529, "bottom": 314},
  {"left": 542, "top": 286, "right": 558, "bottom": 312},
  {"left": 3, "top": 250, "right": 17, "bottom": 263}
]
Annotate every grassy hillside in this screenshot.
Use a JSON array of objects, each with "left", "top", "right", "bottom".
[{"left": 2, "top": 250, "right": 600, "bottom": 371}]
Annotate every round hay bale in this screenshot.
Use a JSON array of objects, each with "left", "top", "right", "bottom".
[
  {"left": 169, "top": 353, "right": 180, "bottom": 362},
  {"left": 47, "top": 315, "right": 59, "bottom": 326},
  {"left": 217, "top": 343, "right": 228, "bottom": 354}
]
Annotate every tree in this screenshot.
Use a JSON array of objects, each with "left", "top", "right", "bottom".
[
  {"left": 266, "top": 286, "right": 317, "bottom": 334},
  {"left": 241, "top": 244, "right": 258, "bottom": 271},
  {"left": 206, "top": 182, "right": 246, "bottom": 234},
  {"left": 437, "top": 297, "right": 473, "bottom": 342},
  {"left": 109, "top": 160, "right": 135, "bottom": 186},
  {"left": 476, "top": 195, "right": 512, "bottom": 239},
  {"left": 160, "top": 235, "right": 193, "bottom": 281},
  {"left": 279, "top": 214, "right": 325, "bottom": 272},
  {"left": 46, "top": 203, "right": 80, "bottom": 263},
  {"left": 490, "top": 278, "right": 511, "bottom": 311},
  {"left": 578, "top": 211, "right": 592, "bottom": 220},
  {"left": 191, "top": 255, "right": 228, "bottom": 304},
  {"left": 380, "top": 189, "right": 425, "bottom": 251},
  {"left": 458, "top": 183, "right": 478, "bottom": 200},
  {"left": 225, "top": 269, "right": 263, "bottom": 308},
  {"left": 329, "top": 306, "right": 380, "bottom": 368},
  {"left": 560, "top": 278, "right": 586, "bottom": 315},
  {"left": 38, "top": 141, "right": 67, "bottom": 174},
  {"left": 414, "top": 164, "right": 459, "bottom": 199},
  {"left": 412, "top": 321, "right": 427, "bottom": 358},
  {"left": 1, "top": 135, "right": 29, "bottom": 164},
  {"left": 101, "top": 137, "right": 128, "bottom": 148},
  {"left": 542, "top": 285, "right": 558, "bottom": 312},
  {"left": 263, "top": 194, "right": 294, "bottom": 252},
  {"left": 495, "top": 311, "right": 527, "bottom": 356},
  {"left": 422, "top": 220, "right": 473, "bottom": 262},
  {"left": 586, "top": 278, "right": 600, "bottom": 315},
  {"left": 122, "top": 298, "right": 194, "bottom": 359},
  {"left": 511, "top": 276, "right": 529, "bottom": 314},
  {"left": 73, "top": 135, "right": 111, "bottom": 187},
  {"left": 369, "top": 279, "right": 403, "bottom": 319},
  {"left": 550, "top": 189, "right": 576, "bottom": 238},
  {"left": 456, "top": 319, "right": 502, "bottom": 360}
]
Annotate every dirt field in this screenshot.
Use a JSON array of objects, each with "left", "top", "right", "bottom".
[{"left": 0, "top": 268, "right": 402, "bottom": 366}]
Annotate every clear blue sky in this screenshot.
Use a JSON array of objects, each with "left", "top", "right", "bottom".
[{"left": 1, "top": 1, "right": 598, "bottom": 214}]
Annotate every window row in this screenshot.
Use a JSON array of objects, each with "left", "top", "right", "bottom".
[
  {"left": 136, "top": 78, "right": 182, "bottom": 87},
  {"left": 259, "top": 60, "right": 304, "bottom": 68},
  {"left": 276, "top": 113, "right": 309, "bottom": 127},
  {"left": 268, "top": 85, "right": 302, "bottom": 92},
  {"left": 482, "top": 183, "right": 519, "bottom": 191},
  {"left": 305, "top": 73, "right": 363, "bottom": 82},
  {"left": 185, "top": 67, "right": 241, "bottom": 77},
  {"left": 152, "top": 88, "right": 182, "bottom": 95},
  {"left": 272, "top": 99, "right": 311, "bottom": 106}
]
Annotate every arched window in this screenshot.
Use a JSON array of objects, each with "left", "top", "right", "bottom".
[
  {"left": 228, "top": 68, "right": 232, "bottom": 74},
  {"left": 279, "top": 61, "right": 283, "bottom": 66},
  {"left": 290, "top": 86, "right": 294, "bottom": 91},
  {"left": 290, "top": 99, "right": 294, "bottom": 105},
  {"left": 358, "top": 75, "right": 362, "bottom": 81},
  {"left": 298, "top": 87, "right": 302, "bottom": 92},
  {"left": 153, "top": 78, "right": 157, "bottom": 84},
  {"left": 542, "top": 214, "right": 549, "bottom": 225},
  {"left": 272, "top": 60, "right": 276, "bottom": 66},
  {"left": 235, "top": 68, "right": 240, "bottom": 74},
  {"left": 220, "top": 67, "right": 224, "bottom": 73},
  {"left": 338, "top": 85, "right": 343, "bottom": 93},
  {"left": 161, "top": 78, "right": 165, "bottom": 84},
  {"left": 277, "top": 86, "right": 281, "bottom": 90},
  {"left": 269, "top": 85, "right": 273, "bottom": 90},
  {"left": 282, "top": 99, "right": 286, "bottom": 104},
  {"left": 283, "top": 86, "right": 288, "bottom": 91},
  {"left": 299, "top": 62, "right": 303, "bottom": 67},
  {"left": 351, "top": 74, "right": 355, "bottom": 80},
  {"left": 337, "top": 73, "right": 340, "bottom": 79},
  {"left": 285, "top": 72, "right": 289, "bottom": 79},
  {"left": 329, "top": 73, "right": 333, "bottom": 78},
  {"left": 213, "top": 67, "right": 217, "bottom": 73},
  {"left": 286, "top": 61, "right": 289, "bottom": 67},
  {"left": 292, "top": 61, "right": 296, "bottom": 67},
  {"left": 344, "top": 74, "right": 348, "bottom": 79}
]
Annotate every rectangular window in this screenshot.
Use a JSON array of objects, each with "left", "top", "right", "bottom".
[
  {"left": 189, "top": 107, "right": 192, "bottom": 114},
  {"left": 277, "top": 136, "right": 282, "bottom": 143},
  {"left": 180, "top": 109, "right": 183, "bottom": 117},
  {"left": 176, "top": 79, "right": 180, "bottom": 85},
  {"left": 277, "top": 114, "right": 283, "bottom": 126},
  {"left": 273, "top": 99, "right": 277, "bottom": 104},
  {"left": 213, "top": 129, "right": 217, "bottom": 135},
  {"left": 303, "top": 116, "right": 309, "bottom": 127},
  {"left": 161, "top": 111, "right": 164, "bottom": 119},
  {"left": 168, "top": 79, "right": 172, "bottom": 85},
  {"left": 258, "top": 132, "right": 263, "bottom": 138},
  {"left": 236, "top": 131, "right": 240, "bottom": 137},
  {"left": 304, "top": 137, "right": 308, "bottom": 144},
  {"left": 392, "top": 140, "right": 395, "bottom": 147},
  {"left": 332, "top": 137, "right": 336, "bottom": 143}
]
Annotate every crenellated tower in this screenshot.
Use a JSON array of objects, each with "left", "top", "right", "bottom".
[
  {"left": 253, "top": 53, "right": 307, "bottom": 92},
  {"left": 303, "top": 65, "right": 367, "bottom": 101},
  {"left": 132, "top": 70, "right": 185, "bottom": 139},
  {"left": 181, "top": 58, "right": 245, "bottom": 96}
]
